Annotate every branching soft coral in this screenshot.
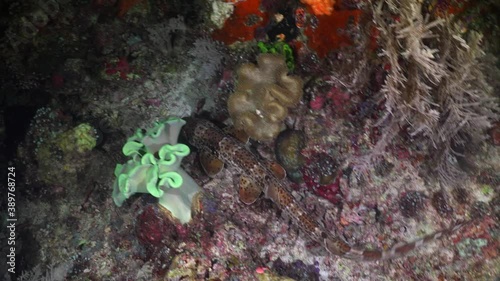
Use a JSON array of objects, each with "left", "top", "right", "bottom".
[
  {"left": 228, "top": 54, "right": 303, "bottom": 141},
  {"left": 372, "top": 0, "right": 499, "bottom": 185}
]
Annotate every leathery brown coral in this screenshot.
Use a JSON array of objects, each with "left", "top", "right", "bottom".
[{"left": 228, "top": 54, "right": 303, "bottom": 141}]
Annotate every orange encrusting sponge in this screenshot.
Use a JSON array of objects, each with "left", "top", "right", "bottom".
[
  {"left": 305, "top": 9, "right": 362, "bottom": 58},
  {"left": 212, "top": 0, "right": 268, "bottom": 45},
  {"left": 300, "top": 0, "right": 335, "bottom": 16}
]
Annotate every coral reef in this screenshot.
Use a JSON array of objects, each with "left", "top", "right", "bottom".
[
  {"left": 3, "top": 0, "right": 499, "bottom": 280},
  {"left": 147, "top": 16, "right": 188, "bottom": 56},
  {"left": 188, "top": 37, "right": 226, "bottom": 81},
  {"left": 20, "top": 108, "right": 98, "bottom": 187},
  {"left": 228, "top": 53, "right": 304, "bottom": 141}
]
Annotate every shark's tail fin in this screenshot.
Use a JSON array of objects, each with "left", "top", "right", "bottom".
[{"left": 335, "top": 221, "right": 470, "bottom": 261}]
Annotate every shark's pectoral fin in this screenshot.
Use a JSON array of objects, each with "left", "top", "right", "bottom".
[
  {"left": 199, "top": 150, "right": 224, "bottom": 177},
  {"left": 266, "top": 161, "right": 286, "bottom": 180},
  {"left": 223, "top": 126, "right": 249, "bottom": 144},
  {"left": 238, "top": 175, "right": 262, "bottom": 204}
]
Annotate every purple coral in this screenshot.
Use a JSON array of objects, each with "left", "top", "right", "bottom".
[
  {"left": 302, "top": 153, "right": 342, "bottom": 204},
  {"left": 135, "top": 205, "right": 177, "bottom": 255},
  {"left": 272, "top": 258, "right": 320, "bottom": 281},
  {"left": 399, "top": 191, "right": 427, "bottom": 218}
]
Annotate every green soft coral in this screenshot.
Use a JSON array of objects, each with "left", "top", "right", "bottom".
[
  {"left": 112, "top": 117, "right": 201, "bottom": 224},
  {"left": 257, "top": 41, "right": 295, "bottom": 71}
]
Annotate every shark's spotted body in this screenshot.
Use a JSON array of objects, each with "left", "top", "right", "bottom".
[{"left": 183, "top": 118, "right": 465, "bottom": 261}]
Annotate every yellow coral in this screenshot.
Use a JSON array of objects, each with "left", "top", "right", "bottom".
[
  {"left": 56, "top": 123, "right": 96, "bottom": 154},
  {"left": 300, "top": 0, "right": 335, "bottom": 16},
  {"left": 228, "top": 54, "right": 303, "bottom": 141}
]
